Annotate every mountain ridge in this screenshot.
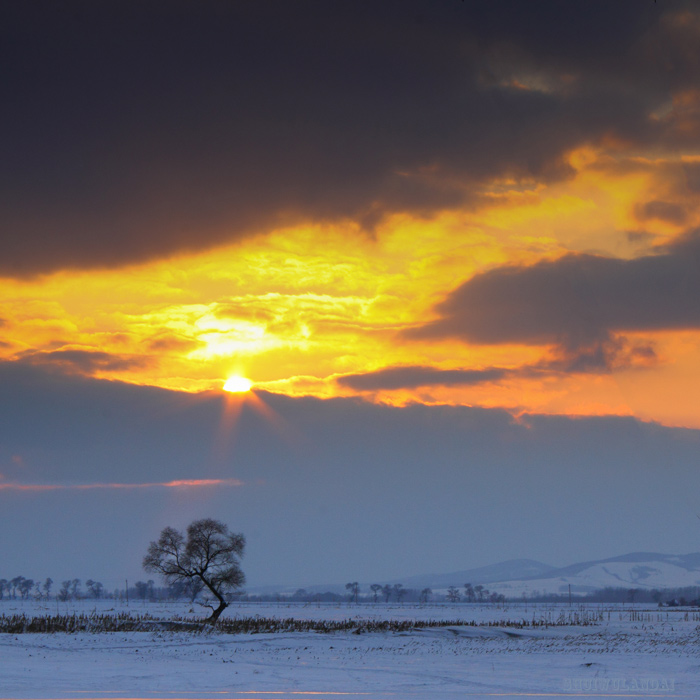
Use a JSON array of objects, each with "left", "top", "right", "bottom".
[
  {"left": 483, "top": 552, "right": 700, "bottom": 596},
  {"left": 248, "top": 552, "right": 700, "bottom": 595}
]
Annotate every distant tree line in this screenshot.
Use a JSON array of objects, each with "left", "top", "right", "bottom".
[
  {"left": 0, "top": 577, "right": 54, "bottom": 600},
  {"left": 0, "top": 577, "right": 117, "bottom": 601},
  {"left": 522, "top": 585, "right": 700, "bottom": 606},
  {"left": 0, "top": 577, "right": 202, "bottom": 603},
  {"left": 241, "top": 583, "right": 699, "bottom": 606},
  {"left": 239, "top": 582, "right": 506, "bottom": 604},
  {"left": 3, "top": 575, "right": 698, "bottom": 607}
]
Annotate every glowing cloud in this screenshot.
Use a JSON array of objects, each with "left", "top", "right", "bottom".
[{"left": 0, "top": 478, "right": 244, "bottom": 492}]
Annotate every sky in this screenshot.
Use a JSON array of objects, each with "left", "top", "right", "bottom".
[{"left": 2, "top": 0, "right": 700, "bottom": 589}]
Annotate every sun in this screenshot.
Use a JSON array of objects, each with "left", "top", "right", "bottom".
[{"left": 223, "top": 375, "right": 253, "bottom": 393}]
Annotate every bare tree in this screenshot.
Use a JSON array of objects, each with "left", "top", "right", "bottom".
[
  {"left": 10, "top": 576, "right": 24, "bottom": 599},
  {"left": 134, "top": 580, "right": 150, "bottom": 601},
  {"left": 419, "top": 587, "right": 432, "bottom": 604},
  {"left": 86, "top": 579, "right": 104, "bottom": 599},
  {"left": 464, "top": 583, "right": 475, "bottom": 603},
  {"left": 446, "top": 586, "right": 460, "bottom": 603},
  {"left": 393, "top": 583, "right": 406, "bottom": 603},
  {"left": 18, "top": 578, "right": 34, "bottom": 600},
  {"left": 43, "top": 578, "right": 53, "bottom": 600},
  {"left": 143, "top": 518, "right": 245, "bottom": 623},
  {"left": 381, "top": 584, "right": 392, "bottom": 603},
  {"left": 58, "top": 580, "right": 71, "bottom": 601},
  {"left": 345, "top": 581, "right": 360, "bottom": 604},
  {"left": 370, "top": 583, "right": 382, "bottom": 603}
]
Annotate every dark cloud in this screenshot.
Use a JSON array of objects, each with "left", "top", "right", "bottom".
[
  {"left": 2, "top": 361, "right": 700, "bottom": 584},
  {"left": 2, "top": 1, "right": 697, "bottom": 277},
  {"left": 408, "top": 230, "right": 700, "bottom": 353},
  {"left": 541, "top": 336, "right": 658, "bottom": 374},
  {"left": 338, "top": 365, "right": 508, "bottom": 391},
  {"left": 625, "top": 230, "right": 656, "bottom": 244},
  {"left": 684, "top": 161, "right": 700, "bottom": 192},
  {"left": 636, "top": 200, "right": 687, "bottom": 224},
  {"left": 20, "top": 349, "right": 147, "bottom": 374},
  {"left": 0, "top": 316, "right": 10, "bottom": 348},
  {"left": 338, "top": 340, "right": 659, "bottom": 393}
]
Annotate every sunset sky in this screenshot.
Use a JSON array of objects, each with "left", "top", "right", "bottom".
[{"left": 3, "top": 1, "right": 700, "bottom": 588}]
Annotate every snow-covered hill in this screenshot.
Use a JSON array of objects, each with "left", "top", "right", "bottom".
[{"left": 483, "top": 553, "right": 700, "bottom": 596}]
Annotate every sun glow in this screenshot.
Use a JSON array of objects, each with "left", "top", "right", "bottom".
[
  {"left": 3, "top": 149, "right": 700, "bottom": 427},
  {"left": 223, "top": 375, "right": 253, "bottom": 393}
]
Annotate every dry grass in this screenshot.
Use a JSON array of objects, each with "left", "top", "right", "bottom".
[{"left": 0, "top": 609, "right": 603, "bottom": 634}]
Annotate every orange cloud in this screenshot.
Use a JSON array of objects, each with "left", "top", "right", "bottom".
[
  {"left": 2, "top": 146, "right": 700, "bottom": 427},
  {"left": 0, "top": 478, "right": 243, "bottom": 492}
]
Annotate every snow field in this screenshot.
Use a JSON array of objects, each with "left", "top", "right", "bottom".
[{"left": 1, "top": 601, "right": 698, "bottom": 699}]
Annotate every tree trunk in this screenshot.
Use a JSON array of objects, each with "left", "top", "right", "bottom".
[
  {"left": 200, "top": 576, "right": 228, "bottom": 624},
  {"left": 206, "top": 598, "right": 228, "bottom": 624}
]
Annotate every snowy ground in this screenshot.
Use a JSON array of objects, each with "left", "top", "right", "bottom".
[{"left": 1, "top": 601, "right": 698, "bottom": 699}]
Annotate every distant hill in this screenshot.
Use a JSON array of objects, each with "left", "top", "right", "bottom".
[
  {"left": 386, "top": 559, "right": 556, "bottom": 590},
  {"left": 481, "top": 552, "right": 700, "bottom": 596}
]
